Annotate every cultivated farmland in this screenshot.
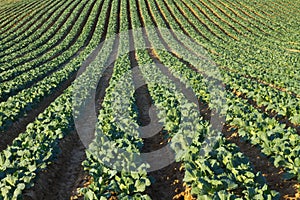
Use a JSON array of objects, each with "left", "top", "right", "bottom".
[{"left": 0, "top": 0, "right": 299, "bottom": 199}]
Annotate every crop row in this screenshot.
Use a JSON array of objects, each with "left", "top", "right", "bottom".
[
  {"left": 0, "top": 0, "right": 56, "bottom": 42},
  {"left": 137, "top": 1, "right": 300, "bottom": 182},
  {"left": 0, "top": 0, "right": 76, "bottom": 59},
  {"left": 0, "top": 0, "right": 102, "bottom": 131},
  {"left": 173, "top": 0, "right": 300, "bottom": 93},
  {"left": 0, "top": 0, "right": 87, "bottom": 82},
  {"left": 137, "top": 0, "right": 279, "bottom": 198},
  {"left": 0, "top": 0, "right": 298, "bottom": 199},
  {"left": 150, "top": 0, "right": 300, "bottom": 124},
  {"left": 0, "top": 0, "right": 112, "bottom": 198},
  {"left": 0, "top": 0, "right": 41, "bottom": 28}
]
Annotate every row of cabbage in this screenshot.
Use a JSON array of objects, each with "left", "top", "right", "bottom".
[
  {"left": 167, "top": 0, "right": 300, "bottom": 94},
  {"left": 0, "top": 0, "right": 76, "bottom": 59},
  {"left": 0, "top": 0, "right": 102, "bottom": 131},
  {"left": 0, "top": 0, "right": 43, "bottom": 32},
  {"left": 0, "top": 0, "right": 298, "bottom": 199},
  {"left": 136, "top": 0, "right": 280, "bottom": 198},
  {"left": 74, "top": 0, "right": 152, "bottom": 198},
  {"left": 66, "top": 0, "right": 299, "bottom": 198},
  {"left": 0, "top": 0, "right": 54, "bottom": 42},
  {"left": 70, "top": 0, "right": 279, "bottom": 198},
  {"left": 0, "top": 0, "right": 95, "bottom": 98},
  {"left": 144, "top": 0, "right": 300, "bottom": 182},
  {"left": 149, "top": 0, "right": 300, "bottom": 125},
  {"left": 0, "top": 0, "right": 112, "bottom": 198}
]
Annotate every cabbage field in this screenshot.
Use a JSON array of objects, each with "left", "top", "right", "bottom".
[{"left": 0, "top": 0, "right": 299, "bottom": 199}]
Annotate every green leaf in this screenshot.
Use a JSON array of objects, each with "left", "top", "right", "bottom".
[
  {"left": 134, "top": 179, "right": 147, "bottom": 192},
  {"left": 28, "top": 165, "right": 37, "bottom": 172},
  {"left": 84, "top": 190, "right": 97, "bottom": 200}
]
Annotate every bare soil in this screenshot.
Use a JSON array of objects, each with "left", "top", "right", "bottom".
[
  {"left": 0, "top": 70, "right": 77, "bottom": 152},
  {"left": 23, "top": 130, "right": 86, "bottom": 200},
  {"left": 223, "top": 125, "right": 299, "bottom": 199}
]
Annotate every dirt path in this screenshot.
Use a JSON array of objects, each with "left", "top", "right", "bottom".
[
  {"left": 0, "top": 70, "right": 77, "bottom": 151},
  {"left": 223, "top": 125, "right": 299, "bottom": 199},
  {"left": 22, "top": 130, "right": 86, "bottom": 200},
  {"left": 6, "top": 1, "right": 114, "bottom": 199},
  {"left": 126, "top": 0, "right": 192, "bottom": 198},
  {"left": 129, "top": 50, "right": 186, "bottom": 200}
]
